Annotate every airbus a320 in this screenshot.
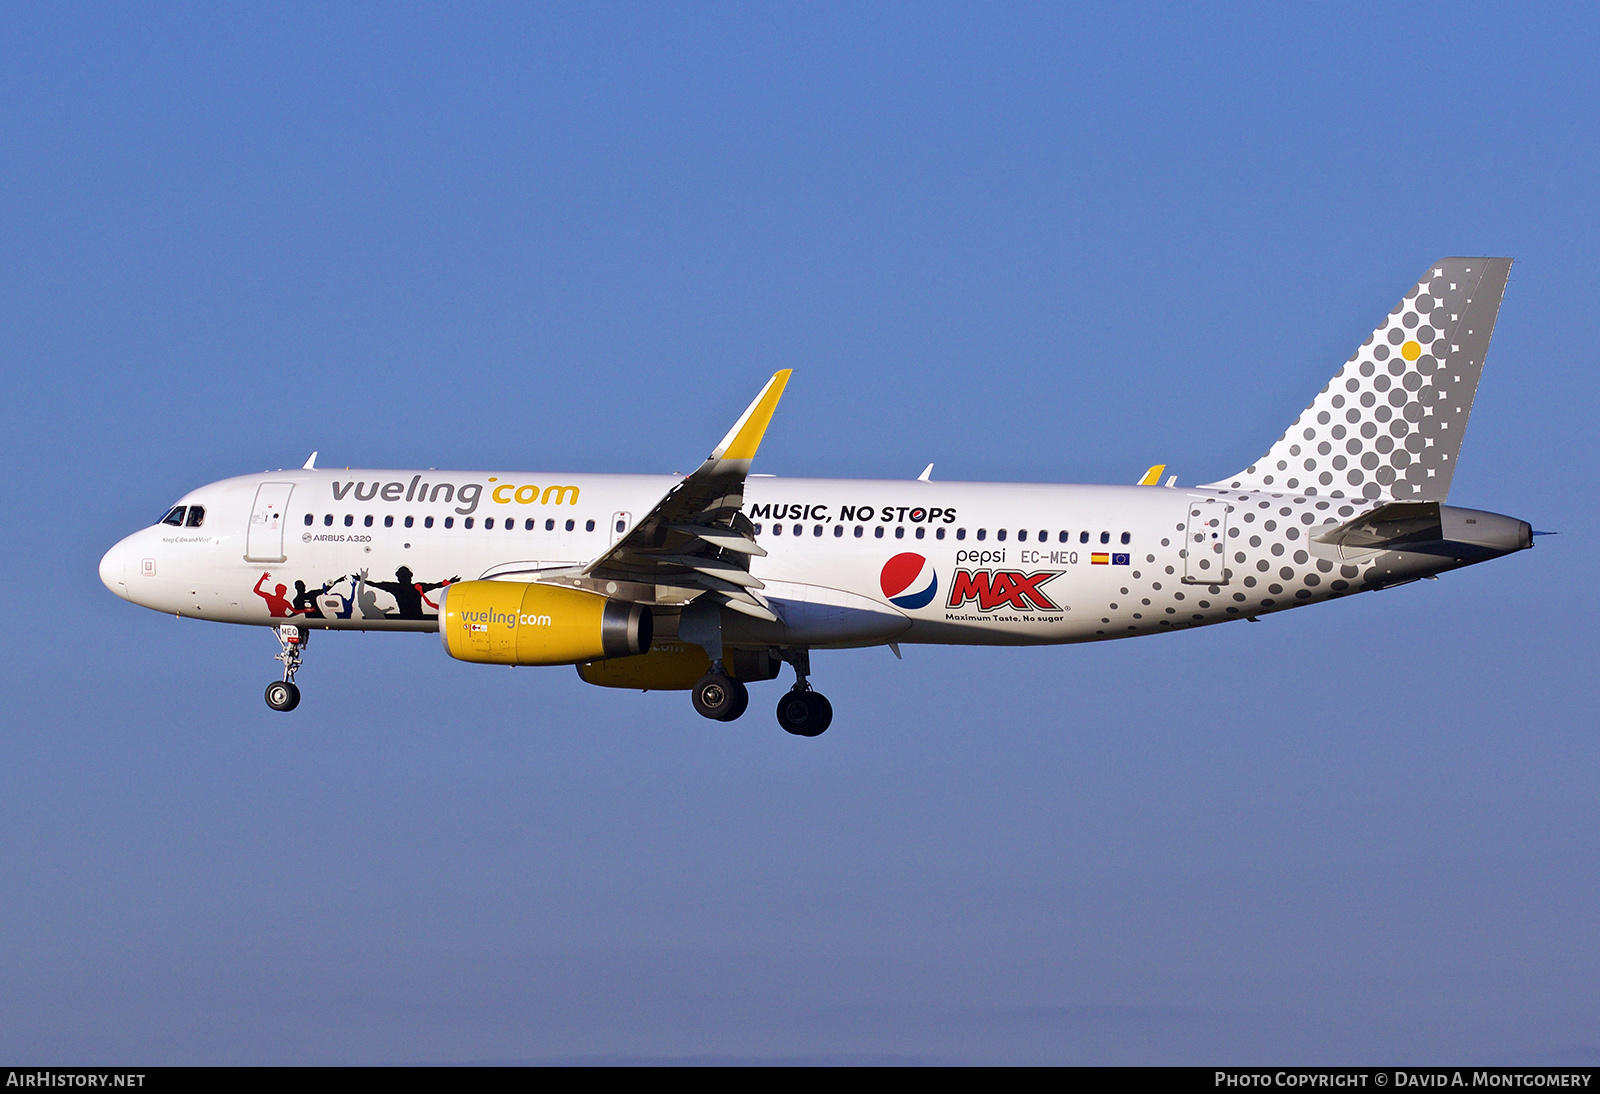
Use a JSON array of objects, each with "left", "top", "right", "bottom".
[{"left": 100, "top": 258, "right": 1534, "bottom": 736}]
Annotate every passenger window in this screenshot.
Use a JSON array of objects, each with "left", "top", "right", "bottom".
[
  {"left": 854, "top": 526, "right": 863, "bottom": 538},
  {"left": 1037, "top": 530, "right": 1046, "bottom": 542},
  {"left": 303, "top": 514, "right": 314, "bottom": 527},
  {"left": 1059, "top": 531, "right": 1069, "bottom": 543},
  {"left": 997, "top": 529, "right": 1007, "bottom": 541},
  {"left": 525, "top": 519, "right": 535, "bottom": 531},
  {"left": 915, "top": 527, "right": 925, "bottom": 539},
  {"left": 405, "top": 516, "right": 414, "bottom": 528},
  {"left": 364, "top": 515, "right": 374, "bottom": 527},
  {"left": 485, "top": 518, "right": 494, "bottom": 529},
  {"left": 1017, "top": 529, "right": 1026, "bottom": 541},
  {"left": 344, "top": 515, "right": 353, "bottom": 527},
  {"left": 324, "top": 514, "right": 334, "bottom": 526},
  {"left": 1079, "top": 531, "right": 1089, "bottom": 544},
  {"left": 874, "top": 527, "right": 884, "bottom": 538},
  {"left": 977, "top": 529, "right": 987, "bottom": 541},
  {"left": 545, "top": 519, "right": 554, "bottom": 531},
  {"left": 936, "top": 528, "right": 945, "bottom": 540},
  {"left": 773, "top": 524, "right": 782, "bottom": 536},
  {"left": 813, "top": 525, "right": 822, "bottom": 537},
  {"left": 792, "top": 524, "right": 801, "bottom": 536},
  {"left": 565, "top": 519, "right": 575, "bottom": 531},
  {"left": 586, "top": 520, "right": 596, "bottom": 532},
  {"left": 160, "top": 506, "right": 185, "bottom": 526},
  {"left": 1121, "top": 531, "right": 1131, "bottom": 545},
  {"left": 444, "top": 517, "right": 454, "bottom": 528},
  {"left": 833, "top": 525, "right": 843, "bottom": 537},
  {"left": 424, "top": 517, "right": 434, "bottom": 528},
  {"left": 384, "top": 516, "right": 393, "bottom": 528},
  {"left": 894, "top": 527, "right": 904, "bottom": 539},
  {"left": 956, "top": 529, "right": 966, "bottom": 540},
  {"left": 1100, "top": 531, "right": 1109, "bottom": 544}
]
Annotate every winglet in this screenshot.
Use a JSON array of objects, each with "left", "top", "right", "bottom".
[
  {"left": 1137, "top": 464, "right": 1165, "bottom": 486},
  {"left": 917, "top": 463, "right": 933, "bottom": 482},
  {"left": 303, "top": 451, "right": 318, "bottom": 470},
  {"left": 711, "top": 370, "right": 792, "bottom": 462}
]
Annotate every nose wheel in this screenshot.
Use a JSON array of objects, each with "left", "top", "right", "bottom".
[
  {"left": 265, "top": 680, "right": 301, "bottom": 711},
  {"left": 266, "top": 625, "right": 308, "bottom": 712}
]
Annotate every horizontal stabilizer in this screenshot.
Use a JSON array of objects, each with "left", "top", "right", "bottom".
[{"left": 1313, "top": 501, "right": 1441, "bottom": 552}]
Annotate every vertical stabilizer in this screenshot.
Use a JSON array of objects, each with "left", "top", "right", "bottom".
[{"left": 1210, "top": 258, "right": 1512, "bottom": 501}]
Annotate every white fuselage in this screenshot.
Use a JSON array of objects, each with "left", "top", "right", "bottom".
[{"left": 100, "top": 468, "right": 1515, "bottom": 649}]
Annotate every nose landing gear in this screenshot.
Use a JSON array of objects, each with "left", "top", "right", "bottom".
[{"left": 265, "top": 625, "right": 307, "bottom": 712}]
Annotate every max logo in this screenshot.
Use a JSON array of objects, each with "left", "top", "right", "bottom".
[
  {"left": 947, "top": 569, "right": 1063, "bottom": 612},
  {"left": 880, "top": 553, "right": 939, "bottom": 610}
]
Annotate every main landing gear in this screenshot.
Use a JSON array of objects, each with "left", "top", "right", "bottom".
[
  {"left": 775, "top": 647, "right": 831, "bottom": 737},
  {"left": 265, "top": 624, "right": 306, "bottom": 712},
  {"left": 691, "top": 670, "right": 749, "bottom": 722},
  {"left": 689, "top": 648, "right": 833, "bottom": 736}
]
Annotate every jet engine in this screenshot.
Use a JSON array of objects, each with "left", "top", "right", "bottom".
[
  {"left": 577, "top": 645, "right": 780, "bottom": 690},
  {"left": 438, "top": 580, "right": 651, "bottom": 666}
]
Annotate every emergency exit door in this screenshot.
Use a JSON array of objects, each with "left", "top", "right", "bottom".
[{"left": 1183, "top": 498, "right": 1231, "bottom": 585}]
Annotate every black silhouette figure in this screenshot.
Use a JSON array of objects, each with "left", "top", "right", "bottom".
[
  {"left": 291, "top": 577, "right": 344, "bottom": 620},
  {"left": 361, "top": 566, "right": 457, "bottom": 620}
]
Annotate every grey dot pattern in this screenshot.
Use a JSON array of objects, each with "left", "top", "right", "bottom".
[
  {"left": 1087, "top": 490, "right": 1388, "bottom": 636},
  {"left": 1213, "top": 258, "right": 1512, "bottom": 502}
]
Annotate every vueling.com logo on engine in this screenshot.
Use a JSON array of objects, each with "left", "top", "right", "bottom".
[{"left": 460, "top": 609, "right": 552, "bottom": 629}]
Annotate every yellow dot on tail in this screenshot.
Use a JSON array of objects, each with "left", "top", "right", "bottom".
[{"left": 1401, "top": 340, "right": 1422, "bottom": 361}]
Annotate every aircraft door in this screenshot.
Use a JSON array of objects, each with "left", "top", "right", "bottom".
[
  {"left": 610, "top": 511, "right": 632, "bottom": 548},
  {"left": 1183, "top": 498, "right": 1231, "bottom": 585},
  {"left": 245, "top": 482, "right": 294, "bottom": 563}
]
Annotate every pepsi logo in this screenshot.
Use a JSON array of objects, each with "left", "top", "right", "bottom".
[{"left": 880, "top": 552, "right": 938, "bottom": 610}]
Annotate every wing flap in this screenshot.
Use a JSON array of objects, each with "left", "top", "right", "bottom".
[{"left": 574, "top": 372, "right": 792, "bottom": 610}]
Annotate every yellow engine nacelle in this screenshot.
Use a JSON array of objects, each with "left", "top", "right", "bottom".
[
  {"left": 437, "top": 580, "right": 651, "bottom": 666},
  {"left": 577, "top": 644, "right": 779, "bottom": 691}
]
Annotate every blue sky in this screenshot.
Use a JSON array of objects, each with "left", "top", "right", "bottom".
[{"left": 2, "top": 3, "right": 1596, "bottom": 1063}]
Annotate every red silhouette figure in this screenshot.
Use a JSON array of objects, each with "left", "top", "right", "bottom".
[{"left": 253, "top": 572, "right": 298, "bottom": 618}]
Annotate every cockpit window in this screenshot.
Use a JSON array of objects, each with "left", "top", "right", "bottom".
[
  {"left": 160, "top": 506, "right": 185, "bottom": 526},
  {"left": 184, "top": 506, "right": 205, "bottom": 528}
]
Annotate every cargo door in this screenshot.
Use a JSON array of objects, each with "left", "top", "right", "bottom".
[{"left": 245, "top": 482, "right": 295, "bottom": 563}]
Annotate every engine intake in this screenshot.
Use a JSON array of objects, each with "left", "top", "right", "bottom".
[{"left": 438, "top": 580, "right": 651, "bottom": 666}]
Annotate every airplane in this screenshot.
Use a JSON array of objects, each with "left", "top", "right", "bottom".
[{"left": 100, "top": 258, "right": 1534, "bottom": 736}]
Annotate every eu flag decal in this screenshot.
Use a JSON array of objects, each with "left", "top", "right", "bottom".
[{"left": 1112, "top": 553, "right": 1130, "bottom": 565}]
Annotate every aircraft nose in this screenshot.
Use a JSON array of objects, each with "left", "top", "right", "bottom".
[{"left": 100, "top": 538, "right": 130, "bottom": 599}]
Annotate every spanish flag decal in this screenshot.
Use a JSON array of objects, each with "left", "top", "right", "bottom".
[{"left": 1091, "top": 552, "right": 1110, "bottom": 565}]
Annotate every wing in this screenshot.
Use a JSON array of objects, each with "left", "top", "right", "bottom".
[{"left": 578, "top": 370, "right": 791, "bottom": 621}]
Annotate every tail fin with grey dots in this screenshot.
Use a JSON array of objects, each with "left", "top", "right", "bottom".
[{"left": 1210, "top": 258, "right": 1512, "bottom": 502}]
